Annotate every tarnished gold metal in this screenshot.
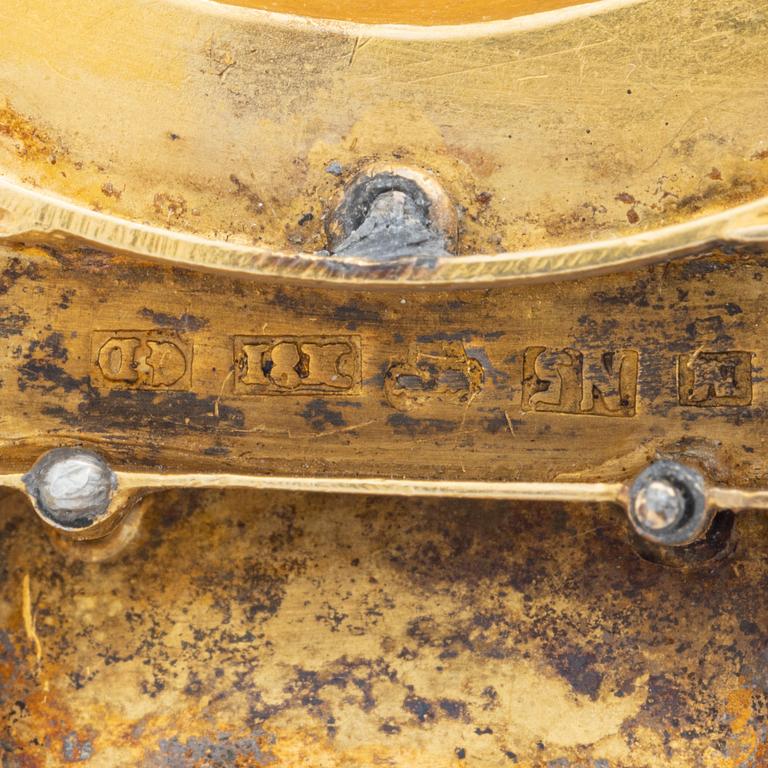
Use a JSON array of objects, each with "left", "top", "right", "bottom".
[{"left": 2, "top": 0, "right": 768, "bottom": 765}]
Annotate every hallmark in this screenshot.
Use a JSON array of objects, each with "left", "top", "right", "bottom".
[
  {"left": 234, "top": 335, "right": 361, "bottom": 395},
  {"left": 522, "top": 347, "right": 639, "bottom": 417},
  {"left": 92, "top": 330, "right": 192, "bottom": 391}
]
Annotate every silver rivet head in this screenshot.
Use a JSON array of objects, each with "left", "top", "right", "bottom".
[
  {"left": 24, "top": 448, "right": 116, "bottom": 530},
  {"left": 634, "top": 479, "right": 686, "bottom": 530},
  {"left": 628, "top": 460, "right": 710, "bottom": 547}
]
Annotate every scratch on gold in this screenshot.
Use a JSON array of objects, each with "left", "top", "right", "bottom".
[
  {"left": 309, "top": 419, "right": 376, "bottom": 439},
  {"left": 214, "top": 369, "right": 236, "bottom": 418},
  {"left": 22, "top": 573, "right": 42, "bottom": 665}
]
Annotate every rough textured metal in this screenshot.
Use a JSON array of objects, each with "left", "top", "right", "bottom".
[
  {"left": 1, "top": 489, "right": 767, "bottom": 766},
  {"left": 1, "top": 0, "right": 768, "bottom": 764}
]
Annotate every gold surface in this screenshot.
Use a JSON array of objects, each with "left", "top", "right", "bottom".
[
  {"left": 2, "top": 0, "right": 768, "bottom": 765},
  {"left": 2, "top": 489, "right": 767, "bottom": 766},
  {"left": 1, "top": 0, "right": 767, "bottom": 284},
  {"left": 0, "top": 242, "right": 767, "bottom": 492},
  {"left": 214, "top": 0, "right": 597, "bottom": 25},
  {"left": 2, "top": 178, "right": 767, "bottom": 286}
]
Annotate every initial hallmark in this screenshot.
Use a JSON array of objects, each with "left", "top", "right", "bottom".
[
  {"left": 677, "top": 351, "right": 753, "bottom": 406},
  {"left": 234, "top": 335, "right": 361, "bottom": 395},
  {"left": 92, "top": 330, "right": 191, "bottom": 390},
  {"left": 522, "top": 347, "right": 638, "bottom": 417}
]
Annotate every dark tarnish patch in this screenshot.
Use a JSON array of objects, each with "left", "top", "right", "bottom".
[
  {"left": 401, "top": 694, "right": 468, "bottom": 725},
  {"left": 300, "top": 400, "right": 347, "bottom": 430},
  {"left": 269, "top": 287, "right": 304, "bottom": 315},
  {"left": 44, "top": 389, "right": 245, "bottom": 434},
  {"left": 684, "top": 315, "right": 734, "bottom": 346},
  {"left": 332, "top": 301, "right": 383, "bottom": 331},
  {"left": 0, "top": 307, "right": 30, "bottom": 337},
  {"left": 59, "top": 289, "right": 75, "bottom": 309},
  {"left": 547, "top": 647, "right": 604, "bottom": 700},
  {"left": 482, "top": 411, "right": 511, "bottom": 434},
  {"left": 137, "top": 308, "right": 209, "bottom": 333},
  {"left": 0, "top": 256, "right": 41, "bottom": 297},
  {"left": 416, "top": 330, "right": 505, "bottom": 344},
  {"left": 637, "top": 674, "right": 692, "bottom": 733},
  {"left": 146, "top": 734, "right": 271, "bottom": 767},
  {"left": 232, "top": 566, "right": 287, "bottom": 622},
  {"left": 403, "top": 693, "right": 436, "bottom": 723},
  {"left": 85, "top": 391, "right": 246, "bottom": 433},
  {"left": 679, "top": 253, "right": 745, "bottom": 279},
  {"left": 17, "top": 333, "right": 85, "bottom": 393},
  {"left": 592, "top": 279, "right": 651, "bottom": 308},
  {"left": 203, "top": 445, "right": 232, "bottom": 457},
  {"left": 285, "top": 658, "right": 395, "bottom": 716},
  {"left": 439, "top": 698, "right": 470, "bottom": 720},
  {"left": 387, "top": 413, "right": 456, "bottom": 435}
]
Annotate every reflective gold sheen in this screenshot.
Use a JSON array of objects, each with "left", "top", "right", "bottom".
[
  {"left": 216, "top": 0, "right": 597, "bottom": 25},
  {"left": 0, "top": 0, "right": 766, "bottom": 284},
  {"left": 1, "top": 0, "right": 768, "bottom": 765}
]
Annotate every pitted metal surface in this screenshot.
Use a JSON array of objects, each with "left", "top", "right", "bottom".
[{"left": 1, "top": 488, "right": 767, "bottom": 766}]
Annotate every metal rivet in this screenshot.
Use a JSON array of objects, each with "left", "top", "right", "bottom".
[
  {"left": 24, "top": 448, "right": 117, "bottom": 531},
  {"left": 628, "top": 460, "right": 711, "bottom": 547},
  {"left": 326, "top": 165, "right": 457, "bottom": 261},
  {"left": 634, "top": 479, "right": 686, "bottom": 530}
]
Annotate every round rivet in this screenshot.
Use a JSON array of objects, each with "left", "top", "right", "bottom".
[
  {"left": 634, "top": 479, "right": 686, "bottom": 531},
  {"left": 628, "top": 460, "right": 711, "bottom": 547},
  {"left": 24, "top": 448, "right": 116, "bottom": 531}
]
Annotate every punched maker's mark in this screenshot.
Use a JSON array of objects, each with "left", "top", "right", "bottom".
[
  {"left": 384, "top": 341, "right": 484, "bottom": 412},
  {"left": 234, "top": 335, "right": 362, "bottom": 395},
  {"left": 677, "top": 351, "right": 753, "bottom": 407},
  {"left": 522, "top": 347, "right": 638, "bottom": 417},
  {"left": 92, "top": 330, "right": 192, "bottom": 391}
]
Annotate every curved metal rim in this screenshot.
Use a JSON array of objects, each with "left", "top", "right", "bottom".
[{"left": 1, "top": 177, "right": 767, "bottom": 287}]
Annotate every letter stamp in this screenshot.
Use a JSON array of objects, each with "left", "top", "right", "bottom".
[
  {"left": 677, "top": 351, "right": 753, "bottom": 406},
  {"left": 234, "top": 335, "right": 361, "bottom": 395},
  {"left": 522, "top": 347, "right": 638, "bottom": 417},
  {"left": 92, "top": 330, "right": 192, "bottom": 390}
]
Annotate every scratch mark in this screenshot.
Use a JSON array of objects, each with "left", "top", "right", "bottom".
[
  {"left": 455, "top": 389, "right": 480, "bottom": 448},
  {"left": 309, "top": 419, "right": 375, "bottom": 439},
  {"left": 402, "top": 39, "right": 610, "bottom": 85},
  {"left": 516, "top": 74, "right": 551, "bottom": 84},
  {"left": 214, "top": 369, "right": 235, "bottom": 418},
  {"left": 348, "top": 37, "right": 370, "bottom": 67},
  {"left": 22, "top": 573, "right": 42, "bottom": 665},
  {"left": 640, "top": 97, "right": 734, "bottom": 173}
]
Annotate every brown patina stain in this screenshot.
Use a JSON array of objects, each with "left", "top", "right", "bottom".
[
  {"left": 0, "top": 489, "right": 766, "bottom": 766},
  {"left": 0, "top": 103, "right": 61, "bottom": 162}
]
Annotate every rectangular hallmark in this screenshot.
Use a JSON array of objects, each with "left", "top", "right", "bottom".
[
  {"left": 521, "top": 347, "right": 638, "bottom": 417},
  {"left": 677, "top": 351, "right": 753, "bottom": 406},
  {"left": 233, "top": 335, "right": 362, "bottom": 396},
  {"left": 91, "top": 330, "right": 193, "bottom": 391}
]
